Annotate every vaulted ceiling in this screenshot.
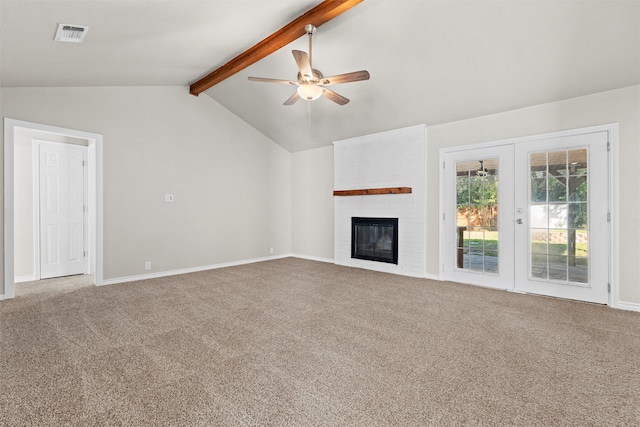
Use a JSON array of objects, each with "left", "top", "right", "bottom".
[{"left": 2, "top": 1, "right": 639, "bottom": 152}]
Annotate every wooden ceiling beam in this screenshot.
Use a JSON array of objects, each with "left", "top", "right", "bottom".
[{"left": 189, "top": 0, "right": 364, "bottom": 96}]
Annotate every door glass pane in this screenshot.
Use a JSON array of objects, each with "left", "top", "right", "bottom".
[
  {"left": 569, "top": 203, "right": 587, "bottom": 228},
  {"left": 455, "top": 158, "right": 498, "bottom": 274},
  {"left": 531, "top": 178, "right": 547, "bottom": 202},
  {"left": 531, "top": 229, "right": 548, "bottom": 254},
  {"left": 549, "top": 204, "right": 568, "bottom": 228},
  {"left": 569, "top": 149, "right": 588, "bottom": 175},
  {"left": 548, "top": 177, "right": 567, "bottom": 202},
  {"left": 532, "top": 254, "right": 548, "bottom": 279},
  {"left": 549, "top": 255, "right": 568, "bottom": 281},
  {"left": 530, "top": 205, "right": 548, "bottom": 228},
  {"left": 569, "top": 257, "right": 588, "bottom": 283},
  {"left": 569, "top": 176, "right": 588, "bottom": 202},
  {"left": 529, "top": 149, "right": 589, "bottom": 285},
  {"left": 457, "top": 176, "right": 470, "bottom": 205},
  {"left": 548, "top": 151, "right": 567, "bottom": 176},
  {"left": 530, "top": 152, "right": 547, "bottom": 177}
]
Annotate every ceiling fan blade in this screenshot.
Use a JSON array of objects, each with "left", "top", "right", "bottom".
[
  {"left": 283, "top": 92, "right": 301, "bottom": 106},
  {"left": 248, "top": 77, "right": 297, "bottom": 85},
  {"left": 292, "top": 50, "right": 312, "bottom": 79},
  {"left": 322, "top": 88, "right": 350, "bottom": 105},
  {"left": 320, "top": 70, "right": 370, "bottom": 85}
]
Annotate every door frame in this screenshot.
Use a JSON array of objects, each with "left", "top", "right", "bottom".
[
  {"left": 439, "top": 123, "right": 619, "bottom": 307},
  {"left": 3, "top": 118, "right": 104, "bottom": 300},
  {"left": 33, "top": 140, "right": 89, "bottom": 281}
]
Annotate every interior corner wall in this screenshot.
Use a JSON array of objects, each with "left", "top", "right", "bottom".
[
  {"left": 427, "top": 85, "right": 640, "bottom": 305},
  {"left": 1, "top": 86, "right": 292, "bottom": 284},
  {"left": 291, "top": 145, "right": 334, "bottom": 261}
]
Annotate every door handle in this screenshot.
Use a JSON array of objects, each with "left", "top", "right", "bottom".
[{"left": 516, "top": 218, "right": 523, "bottom": 224}]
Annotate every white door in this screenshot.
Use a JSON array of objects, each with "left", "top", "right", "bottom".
[
  {"left": 443, "top": 145, "right": 515, "bottom": 289},
  {"left": 443, "top": 130, "right": 610, "bottom": 304},
  {"left": 39, "top": 142, "right": 86, "bottom": 279},
  {"left": 514, "top": 131, "right": 609, "bottom": 304}
]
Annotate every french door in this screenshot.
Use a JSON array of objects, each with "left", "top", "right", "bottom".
[
  {"left": 513, "top": 132, "right": 609, "bottom": 303},
  {"left": 443, "top": 145, "right": 514, "bottom": 290},
  {"left": 443, "top": 130, "right": 610, "bottom": 304}
]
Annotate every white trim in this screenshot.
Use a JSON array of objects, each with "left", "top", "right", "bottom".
[
  {"left": 617, "top": 301, "right": 640, "bottom": 312},
  {"left": 3, "top": 118, "right": 104, "bottom": 300},
  {"left": 424, "top": 273, "right": 440, "bottom": 281},
  {"left": 4, "top": 121, "right": 15, "bottom": 299},
  {"left": 438, "top": 123, "right": 620, "bottom": 307},
  {"left": 291, "top": 254, "right": 334, "bottom": 264},
  {"left": 440, "top": 124, "right": 616, "bottom": 153},
  {"left": 438, "top": 149, "right": 445, "bottom": 281},
  {"left": 32, "top": 140, "right": 40, "bottom": 280},
  {"left": 15, "top": 275, "right": 36, "bottom": 284},
  {"left": 99, "top": 254, "right": 291, "bottom": 286},
  {"left": 423, "top": 126, "right": 429, "bottom": 279},
  {"left": 608, "top": 125, "right": 620, "bottom": 309}
]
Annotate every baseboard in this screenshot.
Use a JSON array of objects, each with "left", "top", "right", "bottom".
[
  {"left": 616, "top": 301, "right": 640, "bottom": 312},
  {"left": 291, "top": 254, "right": 334, "bottom": 264},
  {"left": 424, "top": 273, "right": 441, "bottom": 281},
  {"left": 15, "top": 275, "right": 36, "bottom": 284},
  {"left": 98, "top": 254, "right": 291, "bottom": 287}
]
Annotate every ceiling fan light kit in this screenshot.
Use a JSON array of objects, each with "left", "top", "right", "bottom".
[
  {"left": 297, "top": 83, "right": 323, "bottom": 100},
  {"left": 248, "top": 24, "right": 370, "bottom": 106}
]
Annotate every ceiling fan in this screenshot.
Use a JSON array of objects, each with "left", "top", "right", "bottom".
[{"left": 248, "top": 24, "right": 370, "bottom": 106}]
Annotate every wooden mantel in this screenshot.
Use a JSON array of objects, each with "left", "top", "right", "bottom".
[{"left": 333, "top": 187, "right": 412, "bottom": 196}]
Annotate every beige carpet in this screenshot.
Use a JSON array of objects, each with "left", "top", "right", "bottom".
[{"left": 1, "top": 258, "right": 639, "bottom": 426}]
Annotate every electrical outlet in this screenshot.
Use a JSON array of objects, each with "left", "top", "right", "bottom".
[
  {"left": 165, "top": 194, "right": 174, "bottom": 202},
  {"left": 145, "top": 261, "right": 151, "bottom": 270},
  {"left": 269, "top": 247, "right": 274, "bottom": 255}
]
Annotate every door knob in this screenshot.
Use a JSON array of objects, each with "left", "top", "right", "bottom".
[{"left": 516, "top": 218, "right": 523, "bottom": 224}]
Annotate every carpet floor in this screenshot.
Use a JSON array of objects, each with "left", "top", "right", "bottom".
[{"left": 1, "top": 257, "right": 639, "bottom": 426}]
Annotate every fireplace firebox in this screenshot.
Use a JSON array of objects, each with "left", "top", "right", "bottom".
[{"left": 351, "top": 217, "right": 398, "bottom": 264}]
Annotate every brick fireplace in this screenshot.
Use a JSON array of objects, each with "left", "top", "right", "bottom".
[{"left": 333, "top": 125, "right": 426, "bottom": 277}]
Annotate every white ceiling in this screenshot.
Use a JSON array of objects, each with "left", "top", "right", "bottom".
[{"left": 2, "top": 1, "right": 639, "bottom": 152}]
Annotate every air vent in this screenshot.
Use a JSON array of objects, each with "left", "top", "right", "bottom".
[{"left": 54, "top": 23, "right": 89, "bottom": 43}]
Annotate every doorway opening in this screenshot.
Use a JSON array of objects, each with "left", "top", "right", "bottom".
[{"left": 3, "top": 118, "right": 103, "bottom": 300}]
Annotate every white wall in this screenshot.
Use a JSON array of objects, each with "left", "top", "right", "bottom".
[
  {"left": 291, "top": 146, "right": 334, "bottom": 261},
  {"left": 291, "top": 85, "right": 640, "bottom": 306},
  {"left": 1, "top": 86, "right": 292, "bottom": 289}
]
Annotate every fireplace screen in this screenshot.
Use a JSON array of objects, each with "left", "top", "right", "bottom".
[{"left": 351, "top": 217, "right": 398, "bottom": 264}]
